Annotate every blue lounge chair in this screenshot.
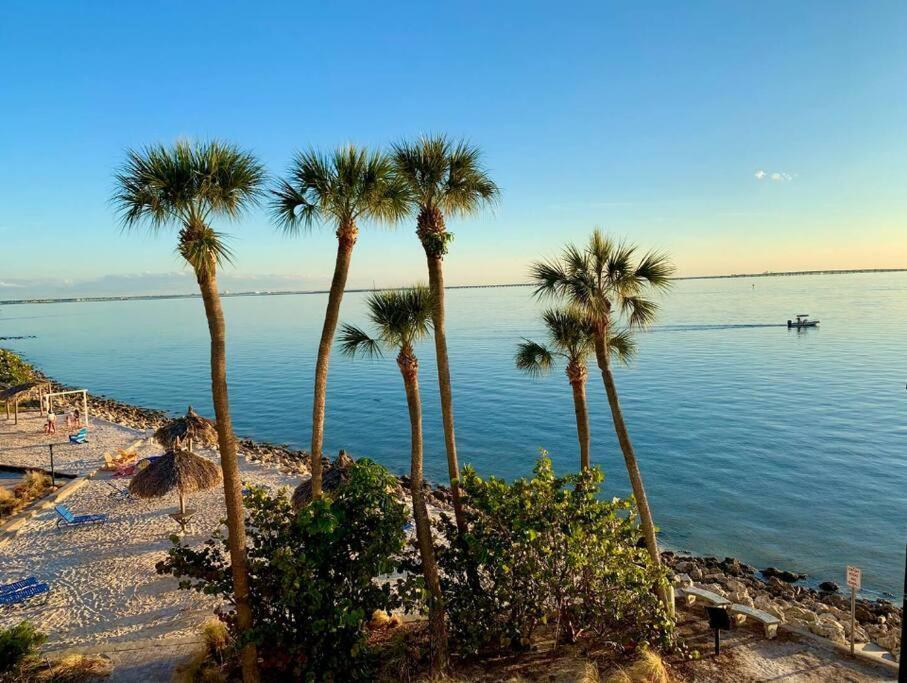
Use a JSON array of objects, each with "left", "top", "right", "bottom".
[
  {"left": 0, "top": 577, "right": 38, "bottom": 595},
  {"left": 69, "top": 428, "right": 88, "bottom": 444},
  {"left": 54, "top": 504, "right": 107, "bottom": 528},
  {"left": 0, "top": 582, "right": 49, "bottom": 607},
  {"left": 105, "top": 480, "right": 131, "bottom": 499}
]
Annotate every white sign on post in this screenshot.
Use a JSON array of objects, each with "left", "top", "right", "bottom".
[{"left": 846, "top": 565, "right": 862, "bottom": 590}]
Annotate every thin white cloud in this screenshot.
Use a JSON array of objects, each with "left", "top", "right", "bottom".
[
  {"left": 755, "top": 169, "right": 795, "bottom": 182},
  {"left": 0, "top": 281, "right": 25, "bottom": 288}
]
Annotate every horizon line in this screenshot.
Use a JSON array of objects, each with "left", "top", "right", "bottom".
[{"left": 1, "top": 267, "right": 905, "bottom": 306}]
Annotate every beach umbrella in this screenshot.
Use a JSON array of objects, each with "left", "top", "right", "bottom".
[
  {"left": 154, "top": 405, "right": 218, "bottom": 452},
  {"left": 128, "top": 449, "right": 221, "bottom": 514},
  {"left": 292, "top": 451, "right": 354, "bottom": 509}
]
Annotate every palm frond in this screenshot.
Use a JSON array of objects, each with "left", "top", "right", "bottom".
[
  {"left": 541, "top": 307, "right": 595, "bottom": 359},
  {"left": 620, "top": 296, "right": 659, "bottom": 329},
  {"left": 177, "top": 225, "right": 234, "bottom": 276},
  {"left": 364, "top": 285, "right": 434, "bottom": 349},
  {"left": 515, "top": 340, "right": 555, "bottom": 377},
  {"left": 337, "top": 324, "right": 382, "bottom": 359},
  {"left": 634, "top": 250, "right": 675, "bottom": 290},
  {"left": 392, "top": 135, "right": 499, "bottom": 218},
  {"left": 606, "top": 328, "right": 638, "bottom": 366}
]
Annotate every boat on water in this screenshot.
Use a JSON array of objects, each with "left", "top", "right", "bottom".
[{"left": 788, "top": 314, "right": 819, "bottom": 328}]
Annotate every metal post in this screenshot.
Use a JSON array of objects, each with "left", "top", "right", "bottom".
[
  {"left": 898, "top": 543, "right": 906, "bottom": 683},
  {"left": 714, "top": 628, "right": 720, "bottom": 656},
  {"left": 850, "top": 586, "right": 856, "bottom": 657},
  {"left": 48, "top": 444, "right": 56, "bottom": 487}
]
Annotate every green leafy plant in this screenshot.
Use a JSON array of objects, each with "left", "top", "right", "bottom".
[
  {"left": 157, "top": 459, "right": 410, "bottom": 680},
  {"left": 0, "top": 621, "right": 46, "bottom": 675},
  {"left": 433, "top": 453, "right": 675, "bottom": 656},
  {"left": 0, "top": 349, "right": 37, "bottom": 387}
]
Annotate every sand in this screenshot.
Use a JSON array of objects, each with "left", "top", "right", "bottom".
[{"left": 0, "top": 411, "right": 295, "bottom": 648}]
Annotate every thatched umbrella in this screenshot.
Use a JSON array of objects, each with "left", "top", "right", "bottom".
[
  {"left": 154, "top": 405, "right": 218, "bottom": 452},
  {"left": 1, "top": 381, "right": 47, "bottom": 424},
  {"left": 292, "top": 450, "right": 354, "bottom": 509},
  {"left": 129, "top": 449, "right": 221, "bottom": 514}
]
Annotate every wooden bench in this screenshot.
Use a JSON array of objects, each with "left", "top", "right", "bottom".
[
  {"left": 730, "top": 603, "right": 781, "bottom": 639},
  {"left": 679, "top": 586, "right": 731, "bottom": 608}
]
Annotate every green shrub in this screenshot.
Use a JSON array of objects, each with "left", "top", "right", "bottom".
[
  {"left": 157, "top": 459, "right": 410, "bottom": 680},
  {"left": 434, "top": 453, "right": 674, "bottom": 656},
  {"left": 0, "top": 349, "right": 37, "bottom": 387},
  {"left": 0, "top": 621, "right": 46, "bottom": 674}
]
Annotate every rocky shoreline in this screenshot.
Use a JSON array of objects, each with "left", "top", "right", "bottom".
[
  {"left": 7, "top": 351, "right": 902, "bottom": 659},
  {"left": 664, "top": 552, "right": 901, "bottom": 659}
]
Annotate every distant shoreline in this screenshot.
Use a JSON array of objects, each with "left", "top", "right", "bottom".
[{"left": 2, "top": 267, "right": 905, "bottom": 306}]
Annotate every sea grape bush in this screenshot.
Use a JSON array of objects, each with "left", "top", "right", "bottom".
[
  {"left": 0, "top": 621, "right": 46, "bottom": 675},
  {"left": 434, "top": 454, "right": 674, "bottom": 655},
  {"left": 157, "top": 459, "right": 410, "bottom": 680}
]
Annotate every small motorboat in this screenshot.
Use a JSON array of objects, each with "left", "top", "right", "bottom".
[{"left": 788, "top": 314, "right": 819, "bottom": 328}]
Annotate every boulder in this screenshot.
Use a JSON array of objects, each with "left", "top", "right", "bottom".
[
  {"left": 689, "top": 566, "right": 703, "bottom": 581},
  {"left": 673, "top": 573, "right": 693, "bottom": 588},
  {"left": 762, "top": 567, "right": 804, "bottom": 583},
  {"left": 784, "top": 606, "right": 818, "bottom": 625},
  {"left": 877, "top": 632, "right": 901, "bottom": 657},
  {"left": 810, "top": 618, "right": 847, "bottom": 644},
  {"left": 818, "top": 581, "right": 839, "bottom": 593}
]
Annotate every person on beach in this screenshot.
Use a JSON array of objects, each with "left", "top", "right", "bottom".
[
  {"left": 66, "top": 408, "right": 81, "bottom": 428},
  {"left": 43, "top": 411, "right": 56, "bottom": 434}
]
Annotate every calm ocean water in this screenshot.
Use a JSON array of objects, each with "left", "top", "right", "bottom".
[{"left": 2, "top": 273, "right": 906, "bottom": 597}]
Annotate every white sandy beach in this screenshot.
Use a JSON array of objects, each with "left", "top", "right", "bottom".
[{"left": 0, "top": 411, "right": 297, "bottom": 648}]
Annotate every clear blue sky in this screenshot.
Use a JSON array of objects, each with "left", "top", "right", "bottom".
[{"left": 1, "top": 1, "right": 905, "bottom": 298}]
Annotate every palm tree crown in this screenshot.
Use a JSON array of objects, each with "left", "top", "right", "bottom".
[
  {"left": 516, "top": 308, "right": 636, "bottom": 378},
  {"left": 530, "top": 229, "right": 674, "bottom": 329},
  {"left": 391, "top": 135, "right": 499, "bottom": 254},
  {"left": 270, "top": 145, "right": 410, "bottom": 236},
  {"left": 113, "top": 140, "right": 265, "bottom": 275},
  {"left": 339, "top": 286, "right": 434, "bottom": 358}
]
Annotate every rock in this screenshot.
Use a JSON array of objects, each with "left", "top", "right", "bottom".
[
  {"left": 703, "top": 573, "right": 726, "bottom": 583},
  {"left": 762, "top": 567, "right": 804, "bottom": 583},
  {"left": 877, "top": 632, "right": 900, "bottom": 656},
  {"left": 810, "top": 618, "right": 846, "bottom": 644},
  {"left": 701, "top": 583, "right": 728, "bottom": 598},
  {"left": 818, "top": 581, "right": 839, "bottom": 593},
  {"left": 675, "top": 561, "right": 693, "bottom": 574},
  {"left": 689, "top": 566, "right": 703, "bottom": 581},
  {"left": 784, "top": 606, "right": 818, "bottom": 625},
  {"left": 673, "top": 573, "right": 693, "bottom": 588}
]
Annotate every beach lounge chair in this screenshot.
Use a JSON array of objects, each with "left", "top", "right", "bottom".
[
  {"left": 0, "top": 577, "right": 39, "bottom": 595},
  {"left": 0, "top": 581, "right": 49, "bottom": 607},
  {"left": 54, "top": 504, "right": 108, "bottom": 528},
  {"left": 69, "top": 427, "right": 88, "bottom": 444}
]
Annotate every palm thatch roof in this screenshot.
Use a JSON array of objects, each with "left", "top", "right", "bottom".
[
  {"left": 0, "top": 381, "right": 47, "bottom": 402},
  {"left": 154, "top": 405, "right": 218, "bottom": 451},
  {"left": 128, "top": 449, "right": 221, "bottom": 499},
  {"left": 292, "top": 450, "right": 354, "bottom": 509}
]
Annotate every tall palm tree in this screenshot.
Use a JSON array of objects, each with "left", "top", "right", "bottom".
[
  {"left": 530, "top": 229, "right": 674, "bottom": 613},
  {"left": 515, "top": 308, "right": 636, "bottom": 471},
  {"left": 338, "top": 286, "right": 448, "bottom": 673},
  {"left": 113, "top": 140, "right": 264, "bottom": 682},
  {"left": 271, "top": 146, "right": 410, "bottom": 498},
  {"left": 391, "top": 136, "right": 499, "bottom": 533}
]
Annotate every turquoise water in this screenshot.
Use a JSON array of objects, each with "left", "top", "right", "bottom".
[{"left": 2, "top": 273, "right": 906, "bottom": 597}]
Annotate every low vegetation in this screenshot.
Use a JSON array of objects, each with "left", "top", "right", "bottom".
[
  {"left": 158, "top": 459, "right": 411, "bottom": 680},
  {"left": 0, "top": 621, "right": 46, "bottom": 678},
  {"left": 0, "top": 471, "right": 52, "bottom": 521},
  {"left": 0, "top": 348, "right": 37, "bottom": 387}
]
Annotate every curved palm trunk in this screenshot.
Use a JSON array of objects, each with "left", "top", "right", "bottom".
[
  {"left": 425, "top": 253, "right": 466, "bottom": 533},
  {"left": 398, "top": 349, "right": 448, "bottom": 673},
  {"left": 593, "top": 333, "right": 673, "bottom": 617},
  {"left": 567, "top": 373, "right": 591, "bottom": 471},
  {"left": 197, "top": 270, "right": 259, "bottom": 683},
  {"left": 309, "top": 226, "right": 357, "bottom": 498}
]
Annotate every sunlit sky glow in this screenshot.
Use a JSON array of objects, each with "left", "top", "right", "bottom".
[{"left": 1, "top": 2, "right": 905, "bottom": 298}]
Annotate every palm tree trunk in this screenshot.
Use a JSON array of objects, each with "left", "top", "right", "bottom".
[
  {"left": 398, "top": 350, "right": 448, "bottom": 674},
  {"left": 197, "top": 269, "right": 259, "bottom": 682},
  {"left": 568, "top": 377, "right": 591, "bottom": 471},
  {"left": 309, "top": 226, "right": 357, "bottom": 498},
  {"left": 593, "top": 333, "right": 673, "bottom": 618},
  {"left": 425, "top": 253, "right": 466, "bottom": 533}
]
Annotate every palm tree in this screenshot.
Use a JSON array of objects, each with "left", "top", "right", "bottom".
[
  {"left": 113, "top": 140, "right": 264, "bottom": 682},
  {"left": 271, "top": 146, "right": 410, "bottom": 498},
  {"left": 338, "top": 286, "right": 448, "bottom": 673},
  {"left": 515, "top": 308, "right": 636, "bottom": 470},
  {"left": 530, "top": 229, "right": 674, "bottom": 613},
  {"left": 391, "top": 136, "right": 499, "bottom": 533}
]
